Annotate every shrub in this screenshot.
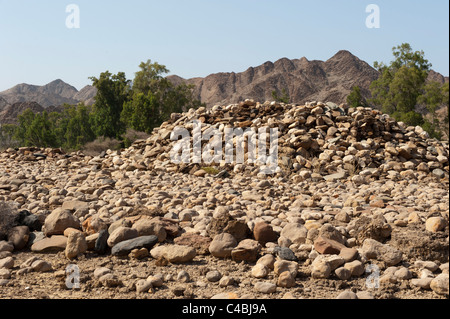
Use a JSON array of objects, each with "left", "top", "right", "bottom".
[
  {"left": 82, "top": 136, "right": 122, "bottom": 156},
  {"left": 122, "top": 129, "right": 151, "bottom": 148},
  {"left": 0, "top": 124, "right": 19, "bottom": 151}
]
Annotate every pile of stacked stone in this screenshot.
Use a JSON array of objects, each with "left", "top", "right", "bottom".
[
  {"left": 2, "top": 100, "right": 448, "bottom": 182},
  {"left": 123, "top": 99, "right": 449, "bottom": 182}
]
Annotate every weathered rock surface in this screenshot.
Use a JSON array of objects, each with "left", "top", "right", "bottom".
[
  {"left": 209, "top": 233, "right": 238, "bottom": 258},
  {"left": 361, "top": 238, "right": 403, "bottom": 266},
  {"left": 43, "top": 209, "right": 80, "bottom": 237},
  {"left": 150, "top": 244, "right": 196, "bottom": 263}
]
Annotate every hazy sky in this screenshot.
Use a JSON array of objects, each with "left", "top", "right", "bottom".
[{"left": 0, "top": 0, "right": 448, "bottom": 91}]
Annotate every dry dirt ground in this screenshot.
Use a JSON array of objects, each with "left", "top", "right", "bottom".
[{"left": 0, "top": 234, "right": 446, "bottom": 301}]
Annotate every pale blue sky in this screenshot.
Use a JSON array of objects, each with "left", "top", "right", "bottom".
[{"left": 0, "top": 0, "right": 448, "bottom": 91}]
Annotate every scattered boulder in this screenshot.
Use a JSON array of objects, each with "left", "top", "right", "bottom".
[
  {"left": 132, "top": 218, "right": 167, "bottom": 242},
  {"left": 111, "top": 235, "right": 158, "bottom": 256},
  {"left": 430, "top": 273, "right": 449, "bottom": 296},
  {"left": 254, "top": 281, "right": 276, "bottom": 294},
  {"left": 253, "top": 222, "right": 278, "bottom": 244},
  {"left": 31, "top": 236, "right": 67, "bottom": 253},
  {"left": 43, "top": 208, "right": 80, "bottom": 237},
  {"left": 65, "top": 232, "right": 87, "bottom": 260},
  {"left": 280, "top": 223, "right": 308, "bottom": 245},
  {"left": 174, "top": 233, "right": 211, "bottom": 255},
  {"left": 7, "top": 226, "right": 30, "bottom": 250},
  {"left": 314, "top": 235, "right": 345, "bottom": 255},
  {"left": 209, "top": 233, "right": 238, "bottom": 258},
  {"left": 107, "top": 227, "right": 138, "bottom": 248},
  {"left": 0, "top": 256, "right": 14, "bottom": 269},
  {"left": 351, "top": 214, "right": 392, "bottom": 244},
  {"left": 150, "top": 244, "right": 196, "bottom": 263},
  {"left": 426, "top": 217, "right": 447, "bottom": 233},
  {"left": 252, "top": 263, "right": 269, "bottom": 278},
  {"left": 361, "top": 238, "right": 403, "bottom": 266},
  {"left": 231, "top": 239, "right": 261, "bottom": 262}
]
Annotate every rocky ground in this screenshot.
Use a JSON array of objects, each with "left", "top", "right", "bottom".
[{"left": 0, "top": 100, "right": 449, "bottom": 300}]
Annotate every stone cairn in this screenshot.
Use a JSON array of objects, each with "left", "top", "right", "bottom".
[{"left": 125, "top": 99, "right": 449, "bottom": 182}]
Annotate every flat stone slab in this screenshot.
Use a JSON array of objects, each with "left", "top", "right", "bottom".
[
  {"left": 111, "top": 235, "right": 158, "bottom": 256},
  {"left": 323, "top": 171, "right": 347, "bottom": 181},
  {"left": 62, "top": 200, "right": 89, "bottom": 211},
  {"left": 31, "top": 236, "right": 67, "bottom": 253}
]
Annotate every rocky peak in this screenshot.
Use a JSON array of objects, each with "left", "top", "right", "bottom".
[
  {"left": 0, "top": 79, "right": 97, "bottom": 110},
  {"left": 41, "top": 79, "right": 78, "bottom": 99},
  {"left": 175, "top": 51, "right": 381, "bottom": 107}
]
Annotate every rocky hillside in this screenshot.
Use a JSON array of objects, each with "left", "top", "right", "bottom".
[
  {"left": 168, "top": 50, "right": 380, "bottom": 108},
  {"left": 0, "top": 79, "right": 96, "bottom": 110},
  {"left": 427, "top": 70, "right": 450, "bottom": 84},
  {"left": 0, "top": 99, "right": 448, "bottom": 300},
  {"left": 0, "top": 97, "right": 8, "bottom": 110},
  {"left": 72, "top": 85, "right": 97, "bottom": 106},
  {"left": 0, "top": 102, "right": 45, "bottom": 125}
]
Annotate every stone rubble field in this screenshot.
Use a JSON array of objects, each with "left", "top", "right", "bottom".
[{"left": 0, "top": 100, "right": 448, "bottom": 299}]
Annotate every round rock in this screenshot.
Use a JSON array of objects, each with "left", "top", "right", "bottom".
[
  {"left": 254, "top": 281, "right": 276, "bottom": 294},
  {"left": 206, "top": 270, "right": 222, "bottom": 282},
  {"left": 209, "top": 233, "right": 238, "bottom": 258},
  {"left": 253, "top": 222, "right": 278, "bottom": 245},
  {"left": 43, "top": 208, "right": 80, "bottom": 237}
]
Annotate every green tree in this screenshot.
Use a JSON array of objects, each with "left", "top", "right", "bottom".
[
  {"left": 15, "top": 108, "right": 35, "bottom": 145},
  {"left": 370, "top": 43, "right": 432, "bottom": 126},
  {"left": 422, "top": 119, "right": 442, "bottom": 140},
  {"left": 121, "top": 60, "right": 203, "bottom": 134},
  {"left": 133, "top": 60, "right": 170, "bottom": 95},
  {"left": 90, "top": 71, "right": 131, "bottom": 139},
  {"left": 163, "top": 81, "right": 203, "bottom": 116},
  {"left": 15, "top": 109, "right": 58, "bottom": 147},
  {"left": 60, "top": 103, "right": 96, "bottom": 150},
  {"left": 0, "top": 124, "right": 18, "bottom": 149},
  {"left": 418, "top": 81, "right": 446, "bottom": 138},
  {"left": 122, "top": 92, "right": 160, "bottom": 133},
  {"left": 442, "top": 82, "right": 449, "bottom": 125},
  {"left": 347, "top": 86, "right": 368, "bottom": 108}
]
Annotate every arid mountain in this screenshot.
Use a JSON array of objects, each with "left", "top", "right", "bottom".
[
  {"left": 0, "top": 96, "right": 8, "bottom": 112},
  {"left": 0, "top": 79, "right": 96, "bottom": 109},
  {"left": 73, "top": 85, "right": 97, "bottom": 106},
  {"left": 0, "top": 102, "right": 45, "bottom": 125},
  {"left": 427, "top": 69, "right": 450, "bottom": 84},
  {"left": 168, "top": 50, "right": 381, "bottom": 107},
  {"left": 0, "top": 80, "right": 96, "bottom": 125}
]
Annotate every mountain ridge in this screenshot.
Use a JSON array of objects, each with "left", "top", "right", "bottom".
[
  {"left": 167, "top": 50, "right": 381, "bottom": 107},
  {"left": 0, "top": 79, "right": 97, "bottom": 111}
]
